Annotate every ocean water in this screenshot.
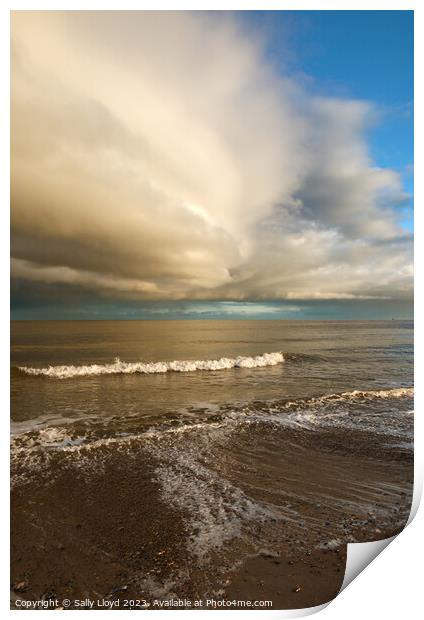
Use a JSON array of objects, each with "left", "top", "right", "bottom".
[
  {"left": 11, "top": 320, "right": 414, "bottom": 599},
  {"left": 11, "top": 320, "right": 413, "bottom": 433}
]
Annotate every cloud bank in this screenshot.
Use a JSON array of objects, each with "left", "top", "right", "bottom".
[{"left": 11, "top": 11, "right": 413, "bottom": 305}]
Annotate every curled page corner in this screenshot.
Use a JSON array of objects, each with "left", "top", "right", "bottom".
[
  {"left": 340, "top": 536, "right": 396, "bottom": 592},
  {"left": 274, "top": 534, "right": 404, "bottom": 617},
  {"left": 274, "top": 538, "right": 396, "bottom": 619},
  {"left": 339, "top": 477, "right": 422, "bottom": 595}
]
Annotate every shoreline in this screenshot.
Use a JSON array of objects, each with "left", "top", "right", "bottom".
[{"left": 11, "top": 418, "right": 413, "bottom": 610}]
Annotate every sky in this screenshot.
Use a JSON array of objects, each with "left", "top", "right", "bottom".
[
  {"left": 246, "top": 10, "right": 414, "bottom": 221},
  {"left": 11, "top": 10, "right": 414, "bottom": 320},
  {"left": 246, "top": 11, "right": 413, "bottom": 197}
]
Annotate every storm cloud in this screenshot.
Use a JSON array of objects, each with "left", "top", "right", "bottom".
[{"left": 11, "top": 11, "right": 413, "bottom": 305}]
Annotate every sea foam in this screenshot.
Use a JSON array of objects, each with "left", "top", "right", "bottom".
[{"left": 18, "top": 351, "right": 285, "bottom": 379}]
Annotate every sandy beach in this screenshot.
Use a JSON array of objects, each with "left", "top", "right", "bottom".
[{"left": 11, "top": 418, "right": 413, "bottom": 609}]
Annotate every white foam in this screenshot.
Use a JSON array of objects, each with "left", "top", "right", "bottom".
[
  {"left": 18, "top": 352, "right": 285, "bottom": 379},
  {"left": 343, "top": 387, "right": 414, "bottom": 399},
  {"left": 144, "top": 423, "right": 279, "bottom": 563},
  {"left": 278, "top": 387, "right": 414, "bottom": 412},
  {"left": 252, "top": 387, "right": 414, "bottom": 440}
]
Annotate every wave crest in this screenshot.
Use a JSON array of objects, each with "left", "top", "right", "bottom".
[
  {"left": 342, "top": 387, "right": 414, "bottom": 399},
  {"left": 18, "top": 351, "right": 285, "bottom": 379}
]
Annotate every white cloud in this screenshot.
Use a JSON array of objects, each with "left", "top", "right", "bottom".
[{"left": 11, "top": 11, "right": 413, "bottom": 303}]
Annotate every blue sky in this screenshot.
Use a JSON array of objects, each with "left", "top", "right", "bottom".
[
  {"left": 11, "top": 11, "right": 413, "bottom": 320},
  {"left": 245, "top": 10, "right": 414, "bottom": 229}
]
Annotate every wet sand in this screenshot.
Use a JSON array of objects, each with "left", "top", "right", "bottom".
[
  {"left": 220, "top": 426, "right": 412, "bottom": 609},
  {"left": 11, "top": 421, "right": 413, "bottom": 610}
]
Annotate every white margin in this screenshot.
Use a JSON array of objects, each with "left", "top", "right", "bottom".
[{"left": 2, "top": 2, "right": 420, "bottom": 618}]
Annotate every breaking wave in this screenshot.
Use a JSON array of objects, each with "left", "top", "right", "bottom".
[
  {"left": 18, "top": 351, "right": 285, "bottom": 379},
  {"left": 281, "top": 387, "right": 414, "bottom": 408},
  {"left": 340, "top": 387, "right": 414, "bottom": 399}
]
